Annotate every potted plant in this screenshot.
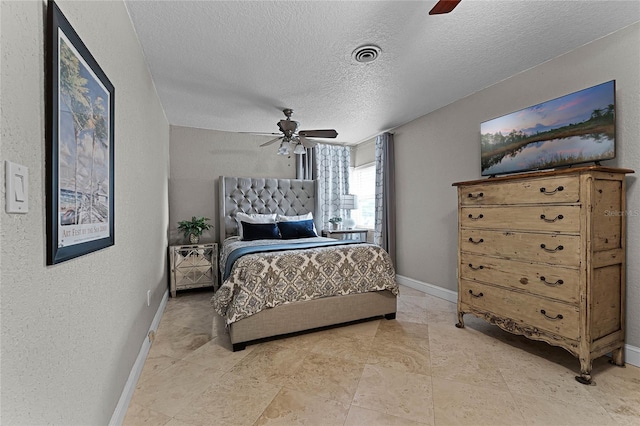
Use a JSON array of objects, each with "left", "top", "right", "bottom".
[
  {"left": 177, "top": 216, "right": 213, "bottom": 244},
  {"left": 328, "top": 216, "right": 342, "bottom": 230}
]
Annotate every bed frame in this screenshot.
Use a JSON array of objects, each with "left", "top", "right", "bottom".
[{"left": 218, "top": 176, "right": 397, "bottom": 351}]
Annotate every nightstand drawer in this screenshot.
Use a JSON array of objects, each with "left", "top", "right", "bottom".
[{"left": 169, "top": 243, "right": 218, "bottom": 297}]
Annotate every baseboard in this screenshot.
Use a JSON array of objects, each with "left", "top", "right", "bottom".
[
  {"left": 109, "top": 289, "right": 169, "bottom": 426},
  {"left": 624, "top": 342, "right": 640, "bottom": 368},
  {"left": 395, "top": 274, "right": 457, "bottom": 303},
  {"left": 394, "top": 274, "right": 640, "bottom": 368}
]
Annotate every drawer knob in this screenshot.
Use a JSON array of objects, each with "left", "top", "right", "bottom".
[
  {"left": 540, "top": 276, "right": 564, "bottom": 286},
  {"left": 540, "top": 309, "right": 563, "bottom": 321},
  {"left": 468, "top": 213, "right": 484, "bottom": 220},
  {"left": 468, "top": 263, "right": 484, "bottom": 271},
  {"left": 468, "top": 237, "right": 484, "bottom": 244},
  {"left": 468, "top": 289, "right": 484, "bottom": 298},
  {"left": 540, "top": 214, "right": 564, "bottom": 223},
  {"left": 539, "top": 185, "right": 564, "bottom": 195},
  {"left": 467, "top": 192, "right": 484, "bottom": 199},
  {"left": 540, "top": 244, "right": 563, "bottom": 253}
]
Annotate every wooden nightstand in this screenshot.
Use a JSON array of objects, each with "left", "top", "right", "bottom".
[
  {"left": 169, "top": 243, "right": 218, "bottom": 297},
  {"left": 321, "top": 228, "right": 369, "bottom": 242}
]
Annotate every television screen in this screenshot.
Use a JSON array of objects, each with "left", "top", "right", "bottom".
[{"left": 480, "top": 80, "right": 615, "bottom": 176}]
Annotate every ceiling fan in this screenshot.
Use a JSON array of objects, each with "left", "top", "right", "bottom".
[
  {"left": 429, "top": 0, "right": 461, "bottom": 15},
  {"left": 259, "top": 109, "right": 338, "bottom": 156}
]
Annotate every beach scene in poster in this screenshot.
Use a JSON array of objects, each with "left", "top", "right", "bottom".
[
  {"left": 57, "top": 32, "right": 111, "bottom": 247},
  {"left": 481, "top": 81, "right": 615, "bottom": 176}
]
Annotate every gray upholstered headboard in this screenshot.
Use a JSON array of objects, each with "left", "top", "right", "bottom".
[{"left": 219, "top": 176, "right": 317, "bottom": 242}]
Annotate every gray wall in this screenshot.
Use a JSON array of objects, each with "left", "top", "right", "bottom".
[
  {"left": 0, "top": 1, "right": 170, "bottom": 424},
  {"left": 169, "top": 125, "right": 295, "bottom": 244},
  {"left": 392, "top": 23, "right": 640, "bottom": 347}
]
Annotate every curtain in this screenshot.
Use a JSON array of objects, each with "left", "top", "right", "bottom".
[
  {"left": 295, "top": 147, "right": 315, "bottom": 180},
  {"left": 374, "top": 132, "right": 396, "bottom": 265},
  {"left": 315, "top": 144, "right": 351, "bottom": 231}
]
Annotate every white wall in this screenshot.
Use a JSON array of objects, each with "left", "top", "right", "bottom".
[
  {"left": 169, "top": 125, "right": 295, "bottom": 244},
  {"left": 392, "top": 23, "right": 640, "bottom": 347},
  {"left": 0, "top": 1, "right": 170, "bottom": 424}
]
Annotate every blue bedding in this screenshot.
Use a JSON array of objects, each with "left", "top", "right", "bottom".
[{"left": 223, "top": 239, "right": 363, "bottom": 281}]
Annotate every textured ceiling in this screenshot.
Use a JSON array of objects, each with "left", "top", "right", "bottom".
[{"left": 125, "top": 0, "right": 640, "bottom": 144}]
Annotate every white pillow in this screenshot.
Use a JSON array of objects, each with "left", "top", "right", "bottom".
[
  {"left": 235, "top": 212, "right": 277, "bottom": 238},
  {"left": 276, "top": 212, "right": 313, "bottom": 222},
  {"left": 277, "top": 212, "right": 317, "bottom": 234}
]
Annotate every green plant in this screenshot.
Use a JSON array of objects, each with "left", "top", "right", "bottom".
[
  {"left": 328, "top": 217, "right": 342, "bottom": 224},
  {"left": 177, "top": 216, "right": 212, "bottom": 239}
]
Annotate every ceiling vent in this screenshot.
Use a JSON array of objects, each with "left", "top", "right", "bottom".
[{"left": 352, "top": 45, "right": 381, "bottom": 63}]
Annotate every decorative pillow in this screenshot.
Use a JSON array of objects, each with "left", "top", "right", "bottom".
[
  {"left": 277, "top": 212, "right": 317, "bottom": 234},
  {"left": 277, "top": 219, "right": 317, "bottom": 239},
  {"left": 235, "top": 212, "right": 277, "bottom": 238},
  {"left": 240, "top": 221, "right": 281, "bottom": 241}
]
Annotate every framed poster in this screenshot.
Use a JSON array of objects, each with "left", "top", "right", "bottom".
[{"left": 46, "top": 1, "right": 115, "bottom": 265}]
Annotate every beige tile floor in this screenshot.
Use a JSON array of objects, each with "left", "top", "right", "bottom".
[{"left": 124, "top": 286, "right": 640, "bottom": 425}]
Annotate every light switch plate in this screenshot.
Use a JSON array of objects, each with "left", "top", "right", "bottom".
[{"left": 5, "top": 161, "right": 29, "bottom": 213}]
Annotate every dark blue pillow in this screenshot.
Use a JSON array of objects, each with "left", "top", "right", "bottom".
[
  {"left": 241, "top": 221, "right": 281, "bottom": 241},
  {"left": 277, "top": 219, "right": 317, "bottom": 239}
]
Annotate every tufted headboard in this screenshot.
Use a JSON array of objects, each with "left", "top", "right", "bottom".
[{"left": 219, "top": 176, "right": 317, "bottom": 242}]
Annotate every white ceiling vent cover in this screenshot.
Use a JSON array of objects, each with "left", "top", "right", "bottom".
[{"left": 352, "top": 45, "right": 381, "bottom": 63}]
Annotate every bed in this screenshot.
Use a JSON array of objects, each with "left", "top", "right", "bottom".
[{"left": 212, "top": 176, "right": 398, "bottom": 351}]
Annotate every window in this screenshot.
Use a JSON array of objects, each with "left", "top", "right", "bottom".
[{"left": 350, "top": 163, "right": 375, "bottom": 229}]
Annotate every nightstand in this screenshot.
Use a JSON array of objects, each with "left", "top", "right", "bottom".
[
  {"left": 169, "top": 243, "right": 218, "bottom": 297},
  {"left": 321, "top": 228, "right": 369, "bottom": 242}
]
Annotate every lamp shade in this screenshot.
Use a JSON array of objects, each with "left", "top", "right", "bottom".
[{"left": 340, "top": 194, "right": 358, "bottom": 210}]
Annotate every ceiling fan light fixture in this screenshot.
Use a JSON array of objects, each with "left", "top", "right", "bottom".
[
  {"left": 278, "top": 139, "right": 291, "bottom": 156},
  {"left": 293, "top": 143, "right": 306, "bottom": 155},
  {"left": 352, "top": 45, "right": 381, "bottom": 64}
]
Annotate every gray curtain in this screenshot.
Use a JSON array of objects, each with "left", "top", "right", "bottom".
[
  {"left": 296, "top": 147, "right": 315, "bottom": 180},
  {"left": 374, "top": 132, "right": 396, "bottom": 265},
  {"left": 315, "top": 144, "right": 351, "bottom": 231}
]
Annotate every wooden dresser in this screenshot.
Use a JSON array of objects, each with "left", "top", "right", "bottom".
[{"left": 453, "top": 166, "right": 633, "bottom": 384}]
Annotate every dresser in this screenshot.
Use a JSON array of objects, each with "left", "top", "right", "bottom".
[
  {"left": 453, "top": 166, "right": 633, "bottom": 384},
  {"left": 169, "top": 243, "right": 218, "bottom": 297}
]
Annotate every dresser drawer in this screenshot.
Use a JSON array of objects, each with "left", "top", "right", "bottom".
[
  {"left": 459, "top": 176, "right": 579, "bottom": 206},
  {"left": 459, "top": 280, "right": 580, "bottom": 340},
  {"left": 460, "top": 253, "right": 580, "bottom": 304},
  {"left": 461, "top": 205, "right": 580, "bottom": 233},
  {"left": 460, "top": 229, "right": 580, "bottom": 266}
]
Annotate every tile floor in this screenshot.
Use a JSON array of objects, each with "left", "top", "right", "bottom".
[{"left": 124, "top": 286, "right": 640, "bottom": 425}]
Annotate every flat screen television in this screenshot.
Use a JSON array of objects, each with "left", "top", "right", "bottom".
[{"left": 480, "top": 80, "right": 615, "bottom": 176}]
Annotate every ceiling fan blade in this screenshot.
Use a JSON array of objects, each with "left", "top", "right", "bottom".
[
  {"left": 239, "top": 131, "right": 282, "bottom": 136},
  {"left": 429, "top": 0, "right": 461, "bottom": 15},
  {"left": 299, "top": 136, "right": 318, "bottom": 149},
  {"left": 299, "top": 129, "right": 338, "bottom": 138},
  {"left": 260, "top": 137, "right": 282, "bottom": 147}
]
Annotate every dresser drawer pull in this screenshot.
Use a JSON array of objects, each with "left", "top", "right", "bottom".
[
  {"left": 468, "top": 237, "right": 484, "bottom": 244},
  {"left": 468, "top": 213, "right": 484, "bottom": 220},
  {"left": 540, "top": 309, "right": 563, "bottom": 321},
  {"left": 468, "top": 290, "right": 484, "bottom": 298},
  {"left": 539, "top": 185, "right": 564, "bottom": 195},
  {"left": 468, "top": 263, "right": 484, "bottom": 270},
  {"left": 540, "top": 276, "right": 564, "bottom": 286},
  {"left": 540, "top": 244, "right": 563, "bottom": 253},
  {"left": 540, "top": 214, "right": 564, "bottom": 223},
  {"left": 467, "top": 192, "right": 484, "bottom": 199}
]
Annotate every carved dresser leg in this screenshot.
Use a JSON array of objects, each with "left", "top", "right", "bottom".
[
  {"left": 455, "top": 312, "right": 465, "bottom": 328},
  {"left": 575, "top": 357, "right": 594, "bottom": 385}
]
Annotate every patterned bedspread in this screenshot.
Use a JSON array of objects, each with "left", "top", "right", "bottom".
[{"left": 212, "top": 237, "right": 398, "bottom": 325}]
